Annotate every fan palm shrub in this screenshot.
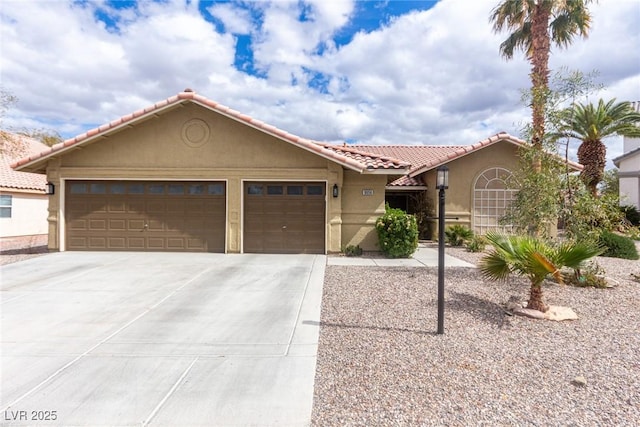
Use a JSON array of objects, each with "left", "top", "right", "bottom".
[{"left": 479, "top": 232, "right": 603, "bottom": 312}]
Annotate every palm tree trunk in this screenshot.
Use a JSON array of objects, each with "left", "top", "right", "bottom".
[
  {"left": 529, "top": 3, "right": 551, "bottom": 156},
  {"left": 577, "top": 139, "right": 607, "bottom": 197},
  {"left": 527, "top": 282, "right": 548, "bottom": 312}
]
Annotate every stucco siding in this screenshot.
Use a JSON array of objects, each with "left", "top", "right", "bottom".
[
  {"left": 0, "top": 191, "right": 48, "bottom": 237},
  {"left": 340, "top": 171, "right": 388, "bottom": 251},
  {"left": 61, "top": 104, "right": 328, "bottom": 170},
  {"left": 421, "top": 142, "right": 520, "bottom": 237}
]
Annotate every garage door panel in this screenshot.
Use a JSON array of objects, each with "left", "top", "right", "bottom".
[
  {"left": 108, "top": 237, "right": 126, "bottom": 249},
  {"left": 244, "top": 182, "right": 325, "bottom": 254},
  {"left": 66, "top": 181, "right": 226, "bottom": 252},
  {"left": 109, "top": 219, "right": 126, "bottom": 231}
]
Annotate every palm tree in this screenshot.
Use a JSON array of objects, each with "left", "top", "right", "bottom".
[
  {"left": 555, "top": 99, "right": 640, "bottom": 196},
  {"left": 490, "top": 0, "right": 593, "bottom": 151},
  {"left": 479, "top": 232, "right": 602, "bottom": 312}
]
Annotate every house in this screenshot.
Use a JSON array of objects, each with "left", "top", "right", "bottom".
[
  {"left": 0, "top": 131, "right": 49, "bottom": 245},
  {"left": 12, "top": 90, "right": 409, "bottom": 254},
  {"left": 613, "top": 101, "right": 640, "bottom": 210},
  {"left": 355, "top": 135, "right": 582, "bottom": 238},
  {"left": 13, "top": 90, "right": 579, "bottom": 254}
]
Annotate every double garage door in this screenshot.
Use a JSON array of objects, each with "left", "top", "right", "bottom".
[
  {"left": 65, "top": 180, "right": 326, "bottom": 253},
  {"left": 66, "top": 181, "right": 227, "bottom": 252}
]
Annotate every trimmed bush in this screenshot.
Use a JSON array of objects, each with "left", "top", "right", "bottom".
[
  {"left": 445, "top": 225, "right": 474, "bottom": 247},
  {"left": 343, "top": 244, "right": 363, "bottom": 257},
  {"left": 597, "top": 230, "right": 639, "bottom": 260},
  {"left": 466, "top": 235, "right": 488, "bottom": 253},
  {"left": 375, "top": 206, "right": 419, "bottom": 258}
]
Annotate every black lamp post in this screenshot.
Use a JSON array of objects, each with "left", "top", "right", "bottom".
[{"left": 436, "top": 165, "right": 449, "bottom": 335}]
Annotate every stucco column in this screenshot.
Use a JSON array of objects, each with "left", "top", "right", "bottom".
[
  {"left": 46, "top": 159, "right": 61, "bottom": 251},
  {"left": 328, "top": 164, "right": 343, "bottom": 253},
  {"left": 227, "top": 177, "right": 241, "bottom": 253}
]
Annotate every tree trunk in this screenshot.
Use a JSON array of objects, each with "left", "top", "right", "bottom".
[
  {"left": 529, "top": 3, "right": 552, "bottom": 154},
  {"left": 527, "top": 282, "right": 548, "bottom": 312},
  {"left": 577, "top": 139, "right": 607, "bottom": 197}
]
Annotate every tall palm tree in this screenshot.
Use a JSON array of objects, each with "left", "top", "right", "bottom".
[
  {"left": 479, "top": 232, "right": 602, "bottom": 312},
  {"left": 490, "top": 0, "right": 593, "bottom": 151},
  {"left": 555, "top": 99, "right": 640, "bottom": 196}
]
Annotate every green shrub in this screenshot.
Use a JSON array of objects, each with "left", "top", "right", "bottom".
[
  {"left": 343, "top": 244, "right": 363, "bottom": 257},
  {"left": 597, "top": 230, "right": 639, "bottom": 260},
  {"left": 562, "top": 261, "right": 608, "bottom": 288},
  {"left": 375, "top": 205, "right": 419, "bottom": 258},
  {"left": 466, "top": 235, "right": 488, "bottom": 253},
  {"left": 621, "top": 205, "right": 640, "bottom": 227},
  {"left": 444, "top": 225, "right": 474, "bottom": 247}
]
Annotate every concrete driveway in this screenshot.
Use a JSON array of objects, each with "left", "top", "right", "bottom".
[{"left": 0, "top": 252, "right": 325, "bottom": 426}]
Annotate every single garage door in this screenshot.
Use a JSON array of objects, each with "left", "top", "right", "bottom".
[
  {"left": 66, "top": 181, "right": 226, "bottom": 252},
  {"left": 244, "top": 182, "right": 325, "bottom": 254}
]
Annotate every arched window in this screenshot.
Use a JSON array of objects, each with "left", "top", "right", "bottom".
[{"left": 473, "top": 167, "right": 517, "bottom": 235}]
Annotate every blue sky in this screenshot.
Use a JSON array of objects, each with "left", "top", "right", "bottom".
[{"left": 1, "top": 0, "right": 639, "bottom": 164}]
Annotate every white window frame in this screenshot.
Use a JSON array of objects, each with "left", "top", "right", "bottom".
[
  {"left": 472, "top": 167, "right": 517, "bottom": 235},
  {"left": 0, "top": 195, "right": 12, "bottom": 218}
]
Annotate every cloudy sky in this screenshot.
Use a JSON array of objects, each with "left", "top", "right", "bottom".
[{"left": 1, "top": 0, "right": 639, "bottom": 164}]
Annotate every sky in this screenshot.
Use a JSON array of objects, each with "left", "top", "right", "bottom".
[{"left": 1, "top": 0, "right": 639, "bottom": 165}]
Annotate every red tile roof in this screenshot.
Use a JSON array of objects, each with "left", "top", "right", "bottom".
[
  {"left": 1, "top": 132, "right": 48, "bottom": 193},
  {"left": 12, "top": 90, "right": 409, "bottom": 175},
  {"left": 355, "top": 132, "right": 583, "bottom": 181}
]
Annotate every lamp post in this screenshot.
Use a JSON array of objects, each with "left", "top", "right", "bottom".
[{"left": 436, "top": 165, "right": 449, "bottom": 335}]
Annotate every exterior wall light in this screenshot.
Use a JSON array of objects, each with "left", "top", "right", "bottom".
[
  {"left": 332, "top": 183, "right": 339, "bottom": 198},
  {"left": 45, "top": 182, "right": 55, "bottom": 195}
]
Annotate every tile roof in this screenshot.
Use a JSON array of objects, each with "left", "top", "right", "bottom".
[
  {"left": 355, "top": 132, "right": 583, "bottom": 181},
  {"left": 388, "top": 174, "right": 426, "bottom": 187},
  {"left": 1, "top": 131, "right": 48, "bottom": 192},
  {"left": 12, "top": 90, "right": 409, "bottom": 175}
]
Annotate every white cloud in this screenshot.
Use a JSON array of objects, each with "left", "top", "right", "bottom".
[
  {"left": 208, "top": 3, "right": 253, "bottom": 34},
  {"left": 1, "top": 0, "right": 638, "bottom": 167}
]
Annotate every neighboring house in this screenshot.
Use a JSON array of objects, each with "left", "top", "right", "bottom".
[
  {"left": 12, "top": 90, "right": 580, "bottom": 253},
  {"left": 0, "top": 131, "right": 49, "bottom": 240},
  {"left": 613, "top": 101, "right": 640, "bottom": 210}
]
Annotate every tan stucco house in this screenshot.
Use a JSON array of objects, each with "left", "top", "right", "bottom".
[
  {"left": 12, "top": 90, "right": 410, "bottom": 254},
  {"left": 1, "top": 131, "right": 49, "bottom": 241},
  {"left": 13, "top": 90, "right": 580, "bottom": 254}
]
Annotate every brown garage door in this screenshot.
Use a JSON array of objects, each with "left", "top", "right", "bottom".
[
  {"left": 66, "top": 181, "right": 226, "bottom": 252},
  {"left": 244, "top": 182, "right": 325, "bottom": 254}
]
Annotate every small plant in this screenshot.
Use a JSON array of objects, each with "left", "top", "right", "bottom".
[
  {"left": 466, "top": 235, "right": 488, "bottom": 253},
  {"left": 375, "top": 205, "right": 419, "bottom": 258},
  {"left": 343, "top": 244, "right": 363, "bottom": 257},
  {"left": 479, "top": 233, "right": 603, "bottom": 312},
  {"left": 597, "top": 230, "right": 639, "bottom": 260},
  {"left": 621, "top": 205, "right": 640, "bottom": 227},
  {"left": 563, "top": 261, "right": 608, "bottom": 288},
  {"left": 444, "top": 225, "right": 474, "bottom": 247}
]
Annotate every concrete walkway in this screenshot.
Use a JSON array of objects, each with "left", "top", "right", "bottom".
[{"left": 327, "top": 244, "right": 475, "bottom": 267}]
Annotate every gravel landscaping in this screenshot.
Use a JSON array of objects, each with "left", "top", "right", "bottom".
[{"left": 311, "top": 246, "right": 640, "bottom": 426}]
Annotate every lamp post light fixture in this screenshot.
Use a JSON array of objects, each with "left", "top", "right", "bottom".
[{"left": 436, "top": 165, "right": 449, "bottom": 335}]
